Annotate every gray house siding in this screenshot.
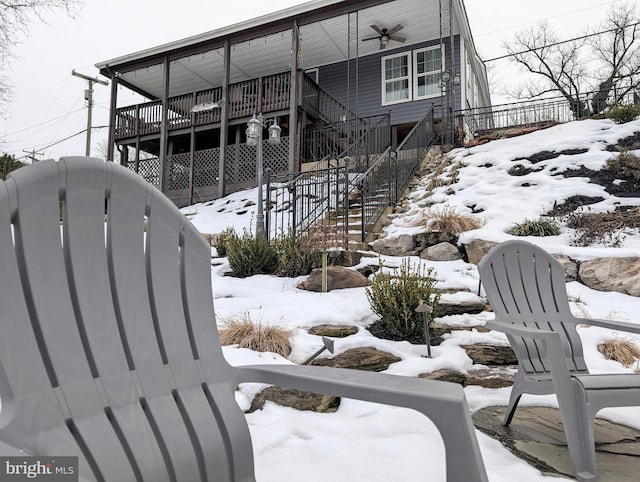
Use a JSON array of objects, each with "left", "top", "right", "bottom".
[{"left": 316, "top": 36, "right": 462, "bottom": 126}]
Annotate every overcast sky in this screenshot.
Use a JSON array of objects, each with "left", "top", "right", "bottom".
[{"left": 0, "top": 0, "right": 625, "bottom": 161}]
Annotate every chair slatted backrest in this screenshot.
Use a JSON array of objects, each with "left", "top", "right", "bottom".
[
  {"left": 479, "top": 240, "right": 588, "bottom": 375},
  {"left": 0, "top": 158, "right": 253, "bottom": 481}
]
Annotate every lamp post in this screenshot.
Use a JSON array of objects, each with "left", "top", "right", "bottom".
[{"left": 246, "top": 113, "right": 281, "bottom": 237}]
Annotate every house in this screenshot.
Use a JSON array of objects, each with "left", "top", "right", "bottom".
[{"left": 96, "top": 0, "right": 491, "bottom": 208}]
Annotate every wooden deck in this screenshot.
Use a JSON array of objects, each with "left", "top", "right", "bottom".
[{"left": 114, "top": 72, "right": 291, "bottom": 140}]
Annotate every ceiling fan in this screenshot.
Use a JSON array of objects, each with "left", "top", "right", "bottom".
[{"left": 362, "top": 24, "right": 406, "bottom": 49}]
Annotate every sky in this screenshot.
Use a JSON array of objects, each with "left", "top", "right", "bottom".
[
  {"left": 183, "top": 116, "right": 640, "bottom": 481},
  {"left": 0, "top": 0, "right": 630, "bottom": 161}
]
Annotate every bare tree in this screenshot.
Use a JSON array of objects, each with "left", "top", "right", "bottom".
[
  {"left": 503, "top": 2, "right": 639, "bottom": 117},
  {"left": 0, "top": 0, "right": 80, "bottom": 107},
  {"left": 588, "top": 3, "right": 640, "bottom": 112}
]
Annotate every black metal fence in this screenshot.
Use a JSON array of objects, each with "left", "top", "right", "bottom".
[
  {"left": 356, "top": 107, "right": 435, "bottom": 242},
  {"left": 460, "top": 86, "right": 639, "bottom": 137},
  {"left": 265, "top": 108, "right": 436, "bottom": 245}
]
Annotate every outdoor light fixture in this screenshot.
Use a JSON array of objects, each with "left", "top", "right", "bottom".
[
  {"left": 246, "top": 113, "right": 281, "bottom": 237},
  {"left": 415, "top": 303, "right": 433, "bottom": 357}
]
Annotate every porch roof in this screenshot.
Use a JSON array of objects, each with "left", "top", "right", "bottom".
[{"left": 96, "top": 0, "right": 473, "bottom": 102}]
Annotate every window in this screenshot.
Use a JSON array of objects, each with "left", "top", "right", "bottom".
[
  {"left": 381, "top": 46, "right": 446, "bottom": 105},
  {"left": 382, "top": 53, "right": 412, "bottom": 105},
  {"left": 414, "top": 46, "right": 443, "bottom": 99}
]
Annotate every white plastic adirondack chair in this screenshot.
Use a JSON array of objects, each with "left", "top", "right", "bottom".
[
  {"left": 479, "top": 240, "right": 640, "bottom": 482},
  {"left": 0, "top": 157, "right": 488, "bottom": 482}
]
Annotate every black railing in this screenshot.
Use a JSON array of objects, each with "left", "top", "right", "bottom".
[
  {"left": 266, "top": 113, "right": 392, "bottom": 244},
  {"left": 356, "top": 107, "right": 435, "bottom": 242},
  {"left": 460, "top": 85, "right": 639, "bottom": 138},
  {"left": 265, "top": 163, "right": 351, "bottom": 247}
]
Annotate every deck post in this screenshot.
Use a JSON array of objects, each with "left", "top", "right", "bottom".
[
  {"left": 107, "top": 74, "right": 118, "bottom": 162},
  {"left": 288, "top": 21, "right": 300, "bottom": 172},
  {"left": 219, "top": 39, "right": 231, "bottom": 198},
  {"left": 159, "top": 55, "right": 170, "bottom": 192}
]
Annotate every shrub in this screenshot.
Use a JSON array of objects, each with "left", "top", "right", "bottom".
[
  {"left": 597, "top": 338, "right": 640, "bottom": 369},
  {"left": 218, "top": 311, "right": 294, "bottom": 358},
  {"left": 213, "top": 227, "right": 235, "bottom": 257},
  {"left": 415, "top": 205, "right": 484, "bottom": 233},
  {"left": 225, "top": 228, "right": 278, "bottom": 277},
  {"left": 366, "top": 258, "right": 440, "bottom": 339},
  {"left": 605, "top": 104, "right": 640, "bottom": 124},
  {"left": 506, "top": 217, "right": 560, "bottom": 237},
  {"left": 273, "top": 229, "right": 324, "bottom": 278},
  {"left": 606, "top": 150, "right": 640, "bottom": 181}
]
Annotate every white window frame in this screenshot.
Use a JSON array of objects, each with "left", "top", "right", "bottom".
[
  {"left": 413, "top": 45, "right": 444, "bottom": 100},
  {"left": 381, "top": 52, "right": 412, "bottom": 106}
]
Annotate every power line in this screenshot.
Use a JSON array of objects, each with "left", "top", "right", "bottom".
[
  {"left": 36, "top": 125, "right": 108, "bottom": 151},
  {"left": 3, "top": 107, "right": 86, "bottom": 138},
  {"left": 484, "top": 20, "right": 640, "bottom": 62}
]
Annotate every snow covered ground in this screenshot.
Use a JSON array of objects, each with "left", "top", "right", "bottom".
[{"left": 182, "top": 118, "right": 640, "bottom": 481}]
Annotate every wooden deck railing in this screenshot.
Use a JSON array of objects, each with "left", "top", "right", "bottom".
[{"left": 114, "top": 72, "right": 291, "bottom": 139}]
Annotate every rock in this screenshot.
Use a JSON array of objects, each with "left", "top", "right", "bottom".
[
  {"left": 369, "top": 234, "right": 416, "bottom": 256},
  {"left": 554, "top": 255, "right": 579, "bottom": 282},
  {"left": 249, "top": 386, "right": 340, "bottom": 413},
  {"left": 420, "top": 241, "right": 462, "bottom": 261},
  {"left": 413, "top": 231, "right": 458, "bottom": 251},
  {"left": 428, "top": 322, "right": 490, "bottom": 346},
  {"left": 308, "top": 325, "right": 359, "bottom": 338},
  {"left": 463, "top": 239, "right": 498, "bottom": 265},
  {"left": 465, "top": 366, "right": 516, "bottom": 388},
  {"left": 436, "top": 300, "right": 488, "bottom": 317},
  {"left": 578, "top": 257, "right": 640, "bottom": 297},
  {"left": 297, "top": 266, "right": 369, "bottom": 292},
  {"left": 311, "top": 347, "right": 400, "bottom": 372},
  {"left": 419, "top": 366, "right": 515, "bottom": 388},
  {"left": 462, "top": 343, "right": 517, "bottom": 365},
  {"left": 420, "top": 368, "right": 466, "bottom": 384}
]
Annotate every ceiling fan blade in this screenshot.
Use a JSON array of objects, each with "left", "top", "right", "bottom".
[
  {"left": 389, "top": 35, "right": 406, "bottom": 43},
  {"left": 379, "top": 42, "right": 386, "bottom": 50},
  {"left": 387, "top": 24, "right": 404, "bottom": 35},
  {"left": 362, "top": 35, "right": 380, "bottom": 41},
  {"left": 370, "top": 24, "right": 384, "bottom": 35}
]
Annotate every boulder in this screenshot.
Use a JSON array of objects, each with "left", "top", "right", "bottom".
[
  {"left": 308, "top": 324, "right": 359, "bottom": 338},
  {"left": 426, "top": 322, "right": 490, "bottom": 346},
  {"left": 419, "top": 366, "right": 515, "bottom": 388},
  {"left": 311, "top": 347, "right": 400, "bottom": 372},
  {"left": 369, "top": 234, "right": 416, "bottom": 256},
  {"left": 249, "top": 386, "right": 339, "bottom": 413},
  {"left": 463, "top": 239, "right": 498, "bottom": 265},
  {"left": 413, "top": 231, "right": 458, "bottom": 251},
  {"left": 578, "top": 257, "right": 640, "bottom": 297},
  {"left": 465, "top": 367, "right": 516, "bottom": 388},
  {"left": 420, "top": 369, "right": 466, "bottom": 384},
  {"left": 297, "top": 266, "right": 369, "bottom": 292},
  {"left": 420, "top": 241, "right": 462, "bottom": 261},
  {"left": 554, "top": 255, "right": 579, "bottom": 282},
  {"left": 462, "top": 343, "right": 518, "bottom": 365}
]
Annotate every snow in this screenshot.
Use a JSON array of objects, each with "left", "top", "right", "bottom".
[{"left": 183, "top": 118, "right": 640, "bottom": 481}]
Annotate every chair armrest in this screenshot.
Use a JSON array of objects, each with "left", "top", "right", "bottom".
[
  {"left": 485, "top": 320, "right": 559, "bottom": 340},
  {"left": 0, "top": 440, "right": 31, "bottom": 455},
  {"left": 579, "top": 317, "right": 640, "bottom": 335},
  {"left": 234, "top": 364, "right": 487, "bottom": 482}
]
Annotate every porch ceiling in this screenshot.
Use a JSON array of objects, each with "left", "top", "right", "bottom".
[{"left": 98, "top": 0, "right": 465, "bottom": 102}]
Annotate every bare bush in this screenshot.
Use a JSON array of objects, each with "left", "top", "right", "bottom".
[
  {"left": 412, "top": 205, "right": 484, "bottom": 234},
  {"left": 218, "top": 311, "right": 294, "bottom": 358},
  {"left": 597, "top": 338, "right": 640, "bottom": 368}
]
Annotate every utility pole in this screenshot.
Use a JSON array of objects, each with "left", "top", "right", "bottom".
[
  {"left": 23, "top": 149, "right": 44, "bottom": 163},
  {"left": 72, "top": 70, "right": 109, "bottom": 156}
]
